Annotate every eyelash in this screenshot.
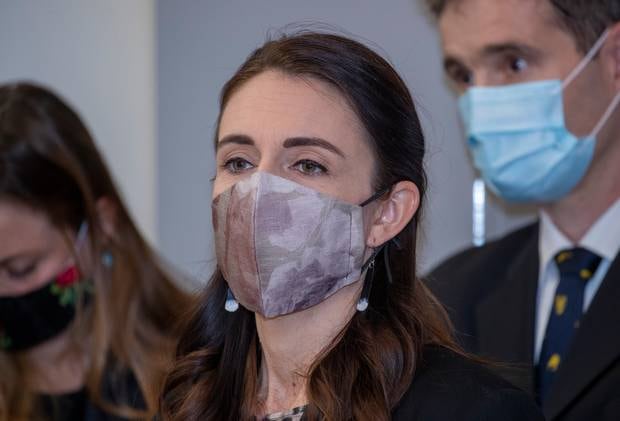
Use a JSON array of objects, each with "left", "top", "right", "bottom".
[
  {"left": 221, "top": 157, "right": 254, "bottom": 173},
  {"left": 220, "top": 157, "right": 329, "bottom": 176},
  {"left": 4, "top": 263, "right": 36, "bottom": 280},
  {"left": 292, "top": 159, "right": 328, "bottom": 176}
]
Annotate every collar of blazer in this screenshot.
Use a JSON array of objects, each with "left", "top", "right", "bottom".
[
  {"left": 543, "top": 251, "right": 620, "bottom": 419},
  {"left": 472, "top": 222, "right": 620, "bottom": 420},
  {"left": 474, "top": 224, "right": 539, "bottom": 394}
]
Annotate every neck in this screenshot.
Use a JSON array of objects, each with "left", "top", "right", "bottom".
[
  {"left": 542, "top": 133, "right": 620, "bottom": 242},
  {"left": 254, "top": 281, "right": 362, "bottom": 415},
  {"left": 21, "top": 326, "right": 88, "bottom": 394}
]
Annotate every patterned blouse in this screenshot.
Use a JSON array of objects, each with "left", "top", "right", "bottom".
[{"left": 263, "top": 405, "right": 307, "bottom": 421}]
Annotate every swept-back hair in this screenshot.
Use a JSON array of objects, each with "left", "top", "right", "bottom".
[{"left": 161, "top": 31, "right": 458, "bottom": 421}]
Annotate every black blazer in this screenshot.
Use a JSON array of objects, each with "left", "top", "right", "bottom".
[
  {"left": 392, "top": 345, "right": 543, "bottom": 420},
  {"left": 427, "top": 222, "right": 620, "bottom": 420}
]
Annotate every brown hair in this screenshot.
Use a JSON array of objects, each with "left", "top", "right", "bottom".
[
  {"left": 0, "top": 82, "right": 193, "bottom": 420},
  {"left": 160, "top": 32, "right": 459, "bottom": 421},
  {"left": 424, "top": 0, "right": 620, "bottom": 53}
]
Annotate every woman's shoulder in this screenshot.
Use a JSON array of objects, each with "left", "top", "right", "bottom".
[{"left": 392, "top": 345, "right": 545, "bottom": 421}]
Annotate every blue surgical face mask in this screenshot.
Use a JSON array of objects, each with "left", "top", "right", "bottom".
[{"left": 458, "top": 30, "right": 620, "bottom": 203}]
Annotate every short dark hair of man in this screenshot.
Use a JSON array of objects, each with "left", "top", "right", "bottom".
[{"left": 424, "top": 0, "right": 620, "bottom": 53}]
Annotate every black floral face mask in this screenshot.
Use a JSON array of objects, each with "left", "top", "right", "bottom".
[{"left": 0, "top": 265, "right": 92, "bottom": 351}]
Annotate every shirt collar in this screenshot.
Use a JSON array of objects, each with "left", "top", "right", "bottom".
[
  {"left": 581, "top": 198, "right": 620, "bottom": 261},
  {"left": 539, "top": 211, "right": 572, "bottom": 271},
  {"left": 539, "top": 198, "right": 620, "bottom": 268}
]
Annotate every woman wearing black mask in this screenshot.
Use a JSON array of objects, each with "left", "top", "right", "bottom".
[
  {"left": 159, "top": 32, "right": 545, "bottom": 420},
  {"left": 0, "top": 83, "right": 193, "bottom": 421}
]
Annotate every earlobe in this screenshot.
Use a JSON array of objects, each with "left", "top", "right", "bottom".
[
  {"left": 367, "top": 181, "right": 420, "bottom": 247},
  {"left": 95, "top": 197, "right": 118, "bottom": 239}
]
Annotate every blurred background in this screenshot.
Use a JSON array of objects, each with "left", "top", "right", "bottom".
[{"left": 0, "top": 0, "right": 534, "bottom": 282}]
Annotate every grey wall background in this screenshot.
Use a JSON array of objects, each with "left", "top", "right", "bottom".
[
  {"left": 0, "top": 0, "right": 157, "bottom": 243},
  {"left": 157, "top": 0, "right": 535, "bottom": 281},
  {"left": 0, "top": 1, "right": 533, "bottom": 281}
]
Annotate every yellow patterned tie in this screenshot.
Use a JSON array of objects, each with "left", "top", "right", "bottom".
[{"left": 536, "top": 247, "right": 601, "bottom": 403}]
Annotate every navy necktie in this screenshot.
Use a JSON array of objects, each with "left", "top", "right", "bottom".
[{"left": 537, "top": 247, "right": 602, "bottom": 403}]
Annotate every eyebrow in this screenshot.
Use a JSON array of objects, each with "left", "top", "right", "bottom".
[
  {"left": 217, "top": 134, "right": 345, "bottom": 158},
  {"left": 283, "top": 137, "right": 345, "bottom": 158},
  {"left": 481, "top": 42, "right": 541, "bottom": 59},
  {"left": 217, "top": 134, "right": 254, "bottom": 150},
  {"left": 443, "top": 42, "right": 542, "bottom": 73}
]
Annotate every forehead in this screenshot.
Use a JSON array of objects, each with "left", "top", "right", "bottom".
[
  {"left": 218, "top": 70, "right": 366, "bottom": 143},
  {"left": 0, "top": 200, "right": 56, "bottom": 255},
  {"left": 438, "top": 0, "right": 572, "bottom": 58}
]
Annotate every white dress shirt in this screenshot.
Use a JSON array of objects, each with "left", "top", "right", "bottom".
[{"left": 534, "top": 198, "right": 620, "bottom": 364}]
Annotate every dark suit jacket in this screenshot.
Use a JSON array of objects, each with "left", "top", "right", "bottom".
[
  {"left": 392, "top": 345, "right": 543, "bottom": 420},
  {"left": 428, "top": 222, "right": 620, "bottom": 420}
]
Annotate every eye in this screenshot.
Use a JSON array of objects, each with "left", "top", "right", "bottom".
[
  {"left": 292, "top": 159, "right": 328, "bottom": 176},
  {"left": 222, "top": 157, "right": 254, "bottom": 174},
  {"left": 456, "top": 70, "right": 473, "bottom": 85},
  {"left": 446, "top": 65, "right": 474, "bottom": 91},
  {"left": 4, "top": 262, "right": 36, "bottom": 280},
  {"left": 508, "top": 56, "right": 528, "bottom": 73}
]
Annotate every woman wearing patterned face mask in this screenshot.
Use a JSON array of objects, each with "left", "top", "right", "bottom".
[
  {"left": 160, "top": 32, "right": 544, "bottom": 421},
  {"left": 0, "top": 83, "right": 193, "bottom": 421}
]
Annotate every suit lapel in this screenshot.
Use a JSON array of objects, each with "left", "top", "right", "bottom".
[
  {"left": 544, "top": 252, "right": 620, "bottom": 420},
  {"left": 475, "top": 226, "right": 539, "bottom": 394}
]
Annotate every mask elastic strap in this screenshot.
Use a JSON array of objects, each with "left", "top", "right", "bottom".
[
  {"left": 75, "top": 221, "right": 89, "bottom": 249},
  {"left": 359, "top": 187, "right": 390, "bottom": 207},
  {"left": 561, "top": 29, "right": 611, "bottom": 90},
  {"left": 590, "top": 92, "right": 620, "bottom": 138}
]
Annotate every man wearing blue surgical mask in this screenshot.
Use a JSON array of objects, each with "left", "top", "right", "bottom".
[{"left": 424, "top": 1, "right": 620, "bottom": 420}]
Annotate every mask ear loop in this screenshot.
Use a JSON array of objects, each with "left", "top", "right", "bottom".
[
  {"left": 70, "top": 221, "right": 89, "bottom": 277},
  {"left": 561, "top": 29, "right": 611, "bottom": 91},
  {"left": 556, "top": 29, "right": 620, "bottom": 138},
  {"left": 590, "top": 92, "right": 620, "bottom": 138},
  {"left": 75, "top": 221, "right": 89, "bottom": 249},
  {"left": 359, "top": 187, "right": 390, "bottom": 207}
]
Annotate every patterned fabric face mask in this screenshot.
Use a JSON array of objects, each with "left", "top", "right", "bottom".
[{"left": 212, "top": 171, "right": 380, "bottom": 318}]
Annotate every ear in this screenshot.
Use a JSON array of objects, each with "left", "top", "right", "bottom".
[
  {"left": 366, "top": 180, "right": 420, "bottom": 247},
  {"left": 95, "top": 196, "right": 118, "bottom": 239},
  {"left": 605, "top": 22, "right": 620, "bottom": 90}
]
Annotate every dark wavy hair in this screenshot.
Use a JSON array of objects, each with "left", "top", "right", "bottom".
[{"left": 160, "top": 32, "right": 459, "bottom": 421}]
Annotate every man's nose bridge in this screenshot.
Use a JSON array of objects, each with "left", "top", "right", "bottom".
[{"left": 472, "top": 68, "right": 501, "bottom": 88}]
